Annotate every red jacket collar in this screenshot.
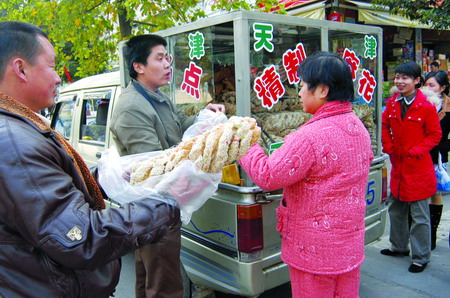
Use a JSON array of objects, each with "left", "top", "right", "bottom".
[
  {"left": 391, "top": 89, "right": 429, "bottom": 110},
  {"left": 392, "top": 88, "right": 427, "bottom": 102}
]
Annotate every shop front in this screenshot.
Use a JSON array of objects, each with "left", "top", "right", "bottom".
[{"left": 284, "top": 0, "right": 450, "bottom": 93}]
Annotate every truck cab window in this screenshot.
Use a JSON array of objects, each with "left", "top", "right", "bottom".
[
  {"left": 80, "top": 91, "right": 111, "bottom": 143},
  {"left": 51, "top": 97, "right": 76, "bottom": 140}
]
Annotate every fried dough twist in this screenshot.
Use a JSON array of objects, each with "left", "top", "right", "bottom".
[{"left": 130, "top": 116, "right": 261, "bottom": 184}]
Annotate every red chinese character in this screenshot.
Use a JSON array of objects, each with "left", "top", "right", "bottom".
[
  {"left": 283, "top": 43, "right": 307, "bottom": 84},
  {"left": 358, "top": 69, "right": 376, "bottom": 103},
  {"left": 181, "top": 62, "right": 203, "bottom": 100},
  {"left": 343, "top": 48, "right": 360, "bottom": 81},
  {"left": 253, "top": 65, "right": 285, "bottom": 109}
]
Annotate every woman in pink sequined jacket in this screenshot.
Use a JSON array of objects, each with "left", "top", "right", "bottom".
[{"left": 239, "top": 52, "right": 373, "bottom": 297}]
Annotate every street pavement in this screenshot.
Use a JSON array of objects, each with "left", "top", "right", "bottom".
[
  {"left": 114, "top": 199, "right": 450, "bottom": 298},
  {"left": 359, "top": 198, "right": 450, "bottom": 298}
]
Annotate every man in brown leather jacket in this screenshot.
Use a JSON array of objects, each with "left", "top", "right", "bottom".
[{"left": 0, "top": 21, "right": 180, "bottom": 297}]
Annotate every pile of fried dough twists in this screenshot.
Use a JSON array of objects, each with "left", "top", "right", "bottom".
[{"left": 130, "top": 116, "right": 261, "bottom": 184}]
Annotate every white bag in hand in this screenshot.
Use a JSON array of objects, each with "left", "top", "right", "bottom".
[
  {"left": 98, "top": 147, "right": 222, "bottom": 224},
  {"left": 182, "top": 109, "right": 227, "bottom": 141},
  {"left": 97, "top": 147, "right": 165, "bottom": 203},
  {"left": 435, "top": 153, "right": 450, "bottom": 192},
  {"left": 153, "top": 160, "right": 222, "bottom": 224}
]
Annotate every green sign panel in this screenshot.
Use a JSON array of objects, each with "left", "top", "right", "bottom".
[{"left": 269, "top": 141, "right": 283, "bottom": 155}]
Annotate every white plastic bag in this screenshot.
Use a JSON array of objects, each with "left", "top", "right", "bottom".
[
  {"left": 98, "top": 147, "right": 222, "bottom": 224},
  {"left": 182, "top": 109, "right": 227, "bottom": 141},
  {"left": 435, "top": 153, "right": 450, "bottom": 192},
  {"left": 153, "top": 160, "right": 222, "bottom": 224}
]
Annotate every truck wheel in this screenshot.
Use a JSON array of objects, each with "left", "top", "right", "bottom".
[{"left": 181, "top": 264, "right": 216, "bottom": 298}]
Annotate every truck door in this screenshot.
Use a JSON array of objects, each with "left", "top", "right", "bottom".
[
  {"left": 51, "top": 94, "right": 77, "bottom": 141},
  {"left": 72, "top": 89, "right": 115, "bottom": 168}
]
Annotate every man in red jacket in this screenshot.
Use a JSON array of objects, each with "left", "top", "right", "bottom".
[{"left": 381, "top": 61, "right": 441, "bottom": 273}]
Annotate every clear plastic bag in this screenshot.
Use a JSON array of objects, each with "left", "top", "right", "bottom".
[
  {"left": 182, "top": 109, "right": 227, "bottom": 141},
  {"left": 98, "top": 147, "right": 222, "bottom": 224},
  {"left": 435, "top": 153, "right": 450, "bottom": 192}
]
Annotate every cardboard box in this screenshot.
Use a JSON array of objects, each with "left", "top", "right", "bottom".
[
  {"left": 393, "top": 34, "right": 405, "bottom": 44},
  {"left": 398, "top": 28, "right": 413, "bottom": 40},
  {"left": 393, "top": 48, "right": 402, "bottom": 57},
  {"left": 439, "top": 59, "right": 448, "bottom": 71}
]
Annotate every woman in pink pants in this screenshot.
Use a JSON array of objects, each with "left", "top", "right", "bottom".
[{"left": 239, "top": 52, "right": 373, "bottom": 297}]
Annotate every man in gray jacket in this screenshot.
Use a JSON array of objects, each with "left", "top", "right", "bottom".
[
  {"left": 110, "top": 34, "right": 224, "bottom": 297},
  {"left": 0, "top": 21, "right": 180, "bottom": 297}
]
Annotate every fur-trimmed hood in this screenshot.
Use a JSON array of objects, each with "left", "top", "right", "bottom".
[{"left": 389, "top": 86, "right": 441, "bottom": 108}]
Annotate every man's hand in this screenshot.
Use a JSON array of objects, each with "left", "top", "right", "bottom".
[{"left": 205, "top": 103, "right": 226, "bottom": 113}]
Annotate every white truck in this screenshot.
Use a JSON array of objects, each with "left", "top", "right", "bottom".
[{"left": 51, "top": 11, "right": 388, "bottom": 297}]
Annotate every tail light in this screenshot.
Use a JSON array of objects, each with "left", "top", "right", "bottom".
[
  {"left": 237, "top": 204, "right": 263, "bottom": 253},
  {"left": 381, "top": 167, "right": 388, "bottom": 203}
]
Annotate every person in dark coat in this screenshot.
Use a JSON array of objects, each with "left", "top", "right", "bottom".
[
  {"left": 425, "top": 70, "right": 450, "bottom": 250},
  {"left": 110, "top": 34, "right": 225, "bottom": 298},
  {"left": 0, "top": 21, "right": 180, "bottom": 297}
]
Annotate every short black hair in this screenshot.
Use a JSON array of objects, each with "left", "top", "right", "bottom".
[
  {"left": 124, "top": 34, "right": 167, "bottom": 80},
  {"left": 425, "top": 70, "right": 449, "bottom": 95},
  {"left": 0, "top": 21, "right": 48, "bottom": 82},
  {"left": 394, "top": 61, "right": 424, "bottom": 88},
  {"left": 430, "top": 61, "right": 440, "bottom": 68},
  {"left": 297, "top": 51, "right": 354, "bottom": 102}
]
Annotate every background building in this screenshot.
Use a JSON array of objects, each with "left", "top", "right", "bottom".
[{"left": 281, "top": 0, "right": 449, "bottom": 91}]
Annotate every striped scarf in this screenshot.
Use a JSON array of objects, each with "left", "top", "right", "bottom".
[{"left": 0, "top": 93, "right": 105, "bottom": 210}]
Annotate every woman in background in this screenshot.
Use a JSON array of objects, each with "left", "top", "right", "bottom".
[
  {"left": 239, "top": 52, "right": 373, "bottom": 297},
  {"left": 425, "top": 70, "right": 450, "bottom": 250}
]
